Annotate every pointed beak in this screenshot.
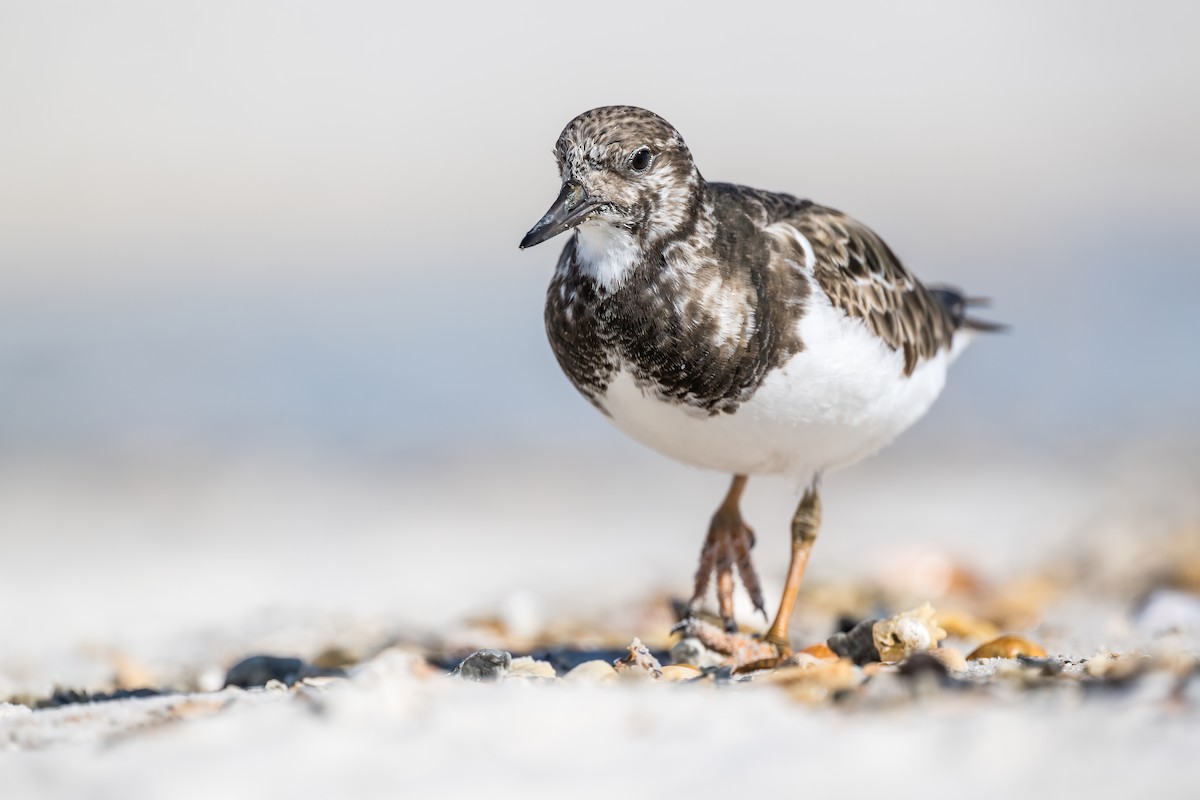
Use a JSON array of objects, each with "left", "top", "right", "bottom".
[{"left": 519, "top": 181, "right": 598, "bottom": 249}]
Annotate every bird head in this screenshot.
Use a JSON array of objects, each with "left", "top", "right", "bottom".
[{"left": 520, "top": 106, "right": 703, "bottom": 251}]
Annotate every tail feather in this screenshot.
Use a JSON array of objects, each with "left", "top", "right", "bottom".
[{"left": 929, "top": 285, "right": 1007, "bottom": 333}]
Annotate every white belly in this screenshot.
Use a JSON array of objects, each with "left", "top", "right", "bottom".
[{"left": 597, "top": 293, "right": 967, "bottom": 479}]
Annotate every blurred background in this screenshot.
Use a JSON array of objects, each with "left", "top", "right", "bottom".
[{"left": 1, "top": 1, "right": 1198, "bottom": 684}]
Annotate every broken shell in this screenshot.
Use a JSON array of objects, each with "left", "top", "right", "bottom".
[
  {"left": 613, "top": 637, "right": 663, "bottom": 678},
  {"left": 800, "top": 643, "right": 838, "bottom": 660},
  {"left": 873, "top": 603, "right": 947, "bottom": 663},
  {"left": 562, "top": 660, "right": 618, "bottom": 684},
  {"left": 967, "top": 635, "right": 1048, "bottom": 660},
  {"left": 659, "top": 664, "right": 703, "bottom": 682},
  {"left": 507, "top": 656, "right": 557, "bottom": 680}
]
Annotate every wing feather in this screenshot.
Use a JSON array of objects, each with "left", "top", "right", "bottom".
[{"left": 772, "top": 203, "right": 959, "bottom": 376}]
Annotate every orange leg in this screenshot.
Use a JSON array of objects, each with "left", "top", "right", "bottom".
[
  {"left": 688, "top": 475, "right": 766, "bottom": 631},
  {"left": 763, "top": 484, "right": 822, "bottom": 655}
]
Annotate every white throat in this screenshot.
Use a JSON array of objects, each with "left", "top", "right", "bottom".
[{"left": 574, "top": 221, "right": 641, "bottom": 291}]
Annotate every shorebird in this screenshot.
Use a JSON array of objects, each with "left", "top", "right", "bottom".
[{"left": 520, "top": 106, "right": 997, "bottom": 659}]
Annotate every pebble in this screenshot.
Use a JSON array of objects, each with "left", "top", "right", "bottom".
[
  {"left": 827, "top": 619, "right": 881, "bottom": 665},
  {"left": 453, "top": 649, "right": 512, "bottom": 682},
  {"left": 507, "top": 656, "right": 557, "bottom": 680},
  {"left": 966, "top": 636, "right": 1048, "bottom": 660},
  {"left": 562, "top": 660, "right": 618, "bottom": 684},
  {"left": 659, "top": 664, "right": 702, "bottom": 682},
  {"left": 224, "top": 655, "right": 344, "bottom": 689}
]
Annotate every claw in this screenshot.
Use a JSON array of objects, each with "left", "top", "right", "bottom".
[
  {"left": 690, "top": 475, "right": 765, "bottom": 632},
  {"left": 732, "top": 522, "right": 765, "bottom": 617},
  {"left": 683, "top": 599, "right": 699, "bottom": 621}
]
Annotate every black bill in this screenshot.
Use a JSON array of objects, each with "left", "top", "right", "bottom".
[{"left": 519, "top": 181, "right": 598, "bottom": 249}]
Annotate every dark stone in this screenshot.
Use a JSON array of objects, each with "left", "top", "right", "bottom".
[
  {"left": 223, "top": 655, "right": 344, "bottom": 689},
  {"left": 826, "top": 618, "right": 882, "bottom": 666},
  {"left": 35, "top": 687, "right": 166, "bottom": 710},
  {"left": 452, "top": 649, "right": 512, "bottom": 682}
]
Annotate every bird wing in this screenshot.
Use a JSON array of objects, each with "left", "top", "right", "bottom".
[{"left": 767, "top": 201, "right": 960, "bottom": 375}]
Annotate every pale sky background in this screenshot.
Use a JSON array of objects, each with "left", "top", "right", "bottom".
[{"left": 1, "top": 0, "right": 1198, "bottom": 458}]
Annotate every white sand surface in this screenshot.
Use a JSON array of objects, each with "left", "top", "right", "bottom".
[{"left": 2, "top": 443, "right": 1199, "bottom": 798}]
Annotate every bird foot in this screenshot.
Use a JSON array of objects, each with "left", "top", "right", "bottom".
[
  {"left": 687, "top": 496, "right": 767, "bottom": 632},
  {"left": 673, "top": 616, "right": 790, "bottom": 673}
]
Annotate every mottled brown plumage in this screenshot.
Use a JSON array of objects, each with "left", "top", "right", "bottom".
[
  {"left": 791, "top": 205, "right": 960, "bottom": 375},
  {"left": 543, "top": 178, "right": 963, "bottom": 413},
  {"left": 544, "top": 182, "right": 812, "bottom": 416}
]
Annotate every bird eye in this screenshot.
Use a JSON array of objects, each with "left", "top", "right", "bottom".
[{"left": 628, "top": 147, "right": 653, "bottom": 173}]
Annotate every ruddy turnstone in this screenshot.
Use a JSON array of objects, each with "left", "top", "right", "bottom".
[{"left": 520, "top": 106, "right": 999, "bottom": 659}]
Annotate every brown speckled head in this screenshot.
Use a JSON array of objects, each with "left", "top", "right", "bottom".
[{"left": 552, "top": 106, "right": 703, "bottom": 247}]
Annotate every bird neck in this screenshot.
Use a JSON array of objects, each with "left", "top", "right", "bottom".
[
  {"left": 644, "top": 170, "right": 710, "bottom": 252},
  {"left": 573, "top": 221, "right": 645, "bottom": 293},
  {"left": 572, "top": 175, "right": 713, "bottom": 293},
  {"left": 655, "top": 178, "right": 717, "bottom": 275}
]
